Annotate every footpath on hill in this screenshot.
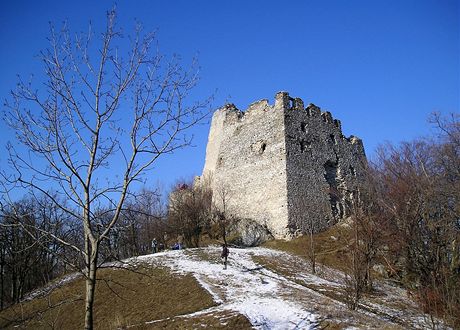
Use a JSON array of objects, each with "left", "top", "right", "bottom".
[{"left": 134, "top": 246, "right": 440, "bottom": 330}]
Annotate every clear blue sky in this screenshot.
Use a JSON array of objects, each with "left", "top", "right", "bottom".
[{"left": 0, "top": 0, "right": 458, "bottom": 191}]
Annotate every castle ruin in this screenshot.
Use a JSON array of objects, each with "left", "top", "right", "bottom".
[{"left": 199, "top": 92, "right": 367, "bottom": 239}]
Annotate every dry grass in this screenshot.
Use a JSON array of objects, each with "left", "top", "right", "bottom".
[
  {"left": 251, "top": 255, "right": 410, "bottom": 329},
  {"left": 133, "top": 310, "right": 252, "bottom": 329},
  {"left": 0, "top": 265, "right": 249, "bottom": 329},
  {"left": 263, "top": 223, "right": 353, "bottom": 273},
  {"left": 252, "top": 255, "right": 345, "bottom": 300},
  {"left": 252, "top": 255, "right": 406, "bottom": 329}
]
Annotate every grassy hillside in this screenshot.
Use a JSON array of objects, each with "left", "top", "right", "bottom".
[
  {"left": 263, "top": 222, "right": 354, "bottom": 272},
  {"left": 0, "top": 266, "right": 250, "bottom": 329},
  {"left": 0, "top": 226, "right": 447, "bottom": 329}
]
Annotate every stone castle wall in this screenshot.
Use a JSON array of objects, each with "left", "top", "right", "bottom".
[
  {"left": 201, "top": 99, "right": 291, "bottom": 238},
  {"left": 199, "top": 92, "right": 367, "bottom": 239}
]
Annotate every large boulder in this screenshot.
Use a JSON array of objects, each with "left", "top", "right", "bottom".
[{"left": 229, "top": 218, "right": 274, "bottom": 247}]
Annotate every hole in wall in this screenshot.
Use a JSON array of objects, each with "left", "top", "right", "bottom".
[
  {"left": 349, "top": 165, "right": 356, "bottom": 176},
  {"left": 251, "top": 140, "right": 268, "bottom": 155},
  {"left": 260, "top": 143, "right": 267, "bottom": 154},
  {"left": 329, "top": 134, "right": 337, "bottom": 145},
  {"left": 324, "top": 160, "right": 338, "bottom": 188},
  {"left": 324, "top": 160, "right": 341, "bottom": 219},
  {"left": 301, "top": 122, "right": 307, "bottom": 132},
  {"left": 299, "top": 139, "right": 311, "bottom": 153}
]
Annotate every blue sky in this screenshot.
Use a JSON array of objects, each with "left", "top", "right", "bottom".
[{"left": 0, "top": 0, "right": 458, "bottom": 192}]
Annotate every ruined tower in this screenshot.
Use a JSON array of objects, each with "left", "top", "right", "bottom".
[{"left": 199, "top": 92, "right": 367, "bottom": 239}]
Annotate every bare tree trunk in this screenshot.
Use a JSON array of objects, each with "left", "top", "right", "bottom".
[
  {"left": 309, "top": 227, "right": 316, "bottom": 274},
  {"left": 130, "top": 222, "right": 138, "bottom": 257},
  {"left": 11, "top": 266, "right": 17, "bottom": 304},
  {"left": 0, "top": 254, "right": 3, "bottom": 310},
  {"left": 84, "top": 244, "right": 98, "bottom": 330},
  {"left": 366, "top": 258, "right": 372, "bottom": 291}
]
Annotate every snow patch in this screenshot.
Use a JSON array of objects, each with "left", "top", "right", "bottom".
[{"left": 137, "top": 246, "right": 318, "bottom": 329}]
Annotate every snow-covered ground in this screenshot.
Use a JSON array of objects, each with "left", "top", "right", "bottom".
[
  {"left": 133, "top": 246, "right": 447, "bottom": 329},
  {"left": 21, "top": 246, "right": 447, "bottom": 329},
  {"left": 22, "top": 272, "right": 82, "bottom": 302},
  {"left": 136, "top": 247, "right": 318, "bottom": 329}
]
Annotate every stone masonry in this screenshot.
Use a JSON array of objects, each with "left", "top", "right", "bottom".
[{"left": 198, "top": 92, "right": 367, "bottom": 239}]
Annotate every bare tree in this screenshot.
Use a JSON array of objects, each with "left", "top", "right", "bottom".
[
  {"left": 1, "top": 9, "right": 210, "bottom": 329},
  {"left": 344, "top": 190, "right": 381, "bottom": 310},
  {"left": 118, "top": 186, "right": 166, "bottom": 257},
  {"left": 373, "top": 113, "right": 460, "bottom": 327},
  {"left": 298, "top": 194, "right": 330, "bottom": 274},
  {"left": 211, "top": 185, "right": 238, "bottom": 246},
  {"left": 305, "top": 215, "right": 318, "bottom": 274},
  {"left": 168, "top": 182, "right": 212, "bottom": 248},
  {"left": 0, "top": 195, "right": 78, "bottom": 309}
]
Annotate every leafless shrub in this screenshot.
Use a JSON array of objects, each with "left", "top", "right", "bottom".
[{"left": 372, "top": 113, "right": 460, "bottom": 327}]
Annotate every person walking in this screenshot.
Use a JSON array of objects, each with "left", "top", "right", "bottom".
[
  {"left": 221, "top": 244, "right": 229, "bottom": 269},
  {"left": 151, "top": 238, "right": 158, "bottom": 253}
]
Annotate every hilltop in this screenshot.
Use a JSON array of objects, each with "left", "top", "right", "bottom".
[{"left": 0, "top": 242, "right": 444, "bottom": 329}]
